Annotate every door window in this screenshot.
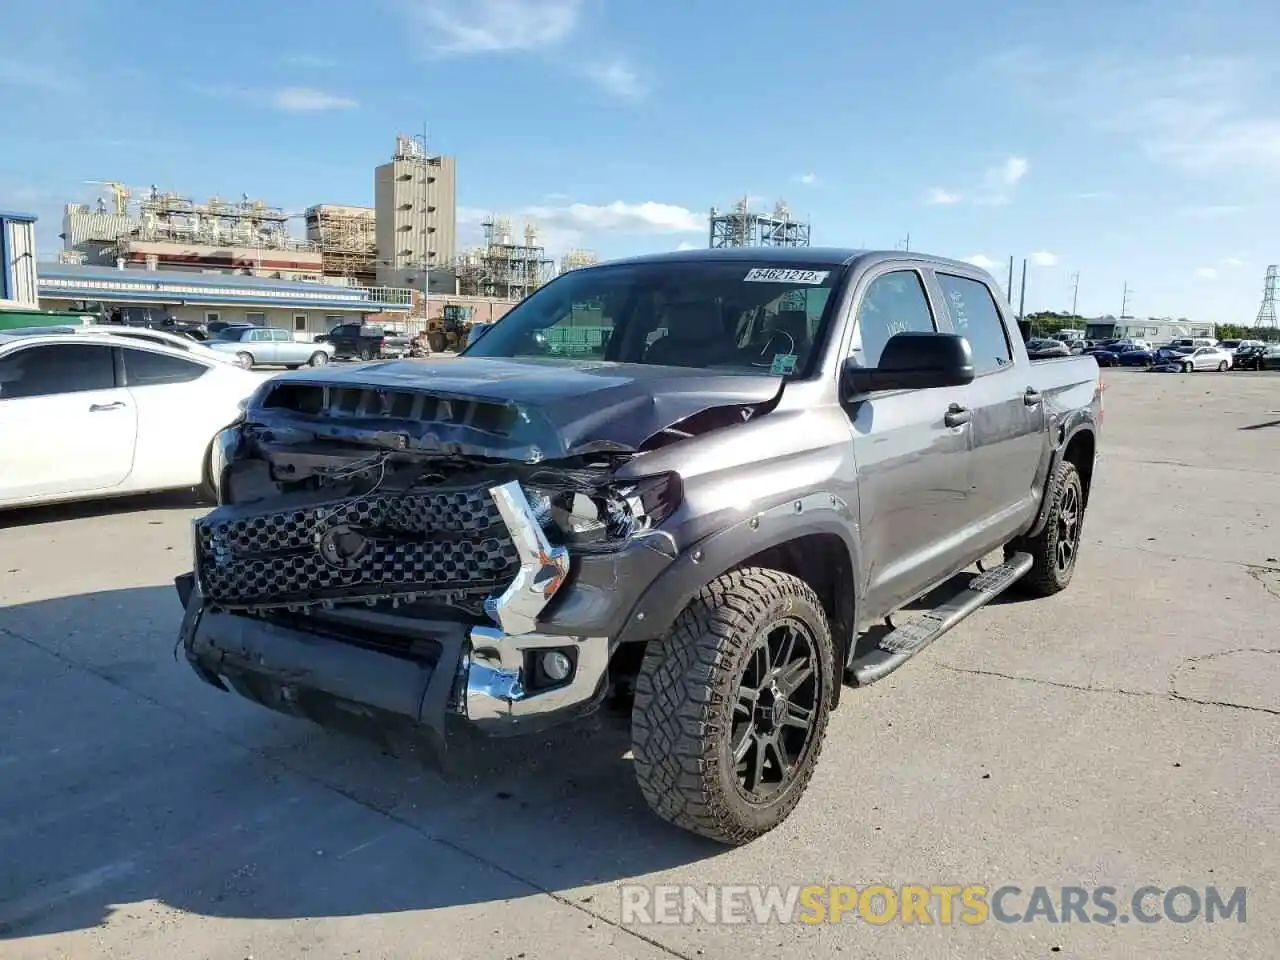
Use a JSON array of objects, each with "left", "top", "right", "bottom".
[
  {"left": 850, "top": 270, "right": 937, "bottom": 366},
  {"left": 247, "top": 329, "right": 271, "bottom": 342},
  {"left": 0, "top": 344, "right": 117, "bottom": 399},
  {"left": 936, "top": 274, "right": 1013, "bottom": 375},
  {"left": 122, "top": 348, "right": 208, "bottom": 387},
  {"left": 270, "top": 329, "right": 291, "bottom": 342}
]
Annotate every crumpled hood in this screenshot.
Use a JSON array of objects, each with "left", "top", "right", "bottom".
[{"left": 254, "top": 356, "right": 785, "bottom": 460}]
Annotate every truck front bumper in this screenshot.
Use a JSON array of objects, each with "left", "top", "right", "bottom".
[{"left": 176, "top": 480, "right": 615, "bottom": 759}]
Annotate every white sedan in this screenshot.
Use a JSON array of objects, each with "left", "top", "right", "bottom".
[
  {"left": 0, "top": 332, "right": 263, "bottom": 510},
  {"left": 1174, "top": 345, "right": 1234, "bottom": 372}
]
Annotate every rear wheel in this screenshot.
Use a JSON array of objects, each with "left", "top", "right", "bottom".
[
  {"left": 308, "top": 351, "right": 329, "bottom": 367},
  {"left": 1217, "top": 360, "right": 1228, "bottom": 372},
  {"left": 1008, "top": 459, "right": 1085, "bottom": 596},
  {"left": 631, "top": 568, "right": 835, "bottom": 845},
  {"left": 1182, "top": 361, "right": 1193, "bottom": 373}
]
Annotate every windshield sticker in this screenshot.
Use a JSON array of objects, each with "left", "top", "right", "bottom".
[
  {"left": 744, "top": 268, "right": 829, "bottom": 284},
  {"left": 770, "top": 353, "right": 799, "bottom": 375}
]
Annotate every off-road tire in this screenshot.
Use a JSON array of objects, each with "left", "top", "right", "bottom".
[
  {"left": 1007, "top": 459, "right": 1085, "bottom": 596},
  {"left": 630, "top": 567, "right": 836, "bottom": 845}
]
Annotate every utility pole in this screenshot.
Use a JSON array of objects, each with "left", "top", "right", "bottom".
[
  {"left": 1007, "top": 256, "right": 1015, "bottom": 302},
  {"left": 1120, "top": 281, "right": 1131, "bottom": 319},
  {"left": 1070, "top": 271, "right": 1080, "bottom": 316},
  {"left": 1018, "top": 258, "right": 1028, "bottom": 320}
]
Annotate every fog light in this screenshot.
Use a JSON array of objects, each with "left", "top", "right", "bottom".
[{"left": 541, "top": 651, "right": 573, "bottom": 682}]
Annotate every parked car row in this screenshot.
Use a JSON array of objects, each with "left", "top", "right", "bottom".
[{"left": 1071, "top": 336, "right": 1276, "bottom": 372}]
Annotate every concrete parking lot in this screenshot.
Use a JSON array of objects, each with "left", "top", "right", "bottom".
[{"left": 1, "top": 369, "right": 1277, "bottom": 959}]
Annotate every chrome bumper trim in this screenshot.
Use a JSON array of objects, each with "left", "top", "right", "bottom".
[
  {"left": 484, "top": 480, "right": 570, "bottom": 635},
  {"left": 464, "top": 625, "right": 609, "bottom": 732}
]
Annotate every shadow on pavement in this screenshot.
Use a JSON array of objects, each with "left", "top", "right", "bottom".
[
  {"left": 0, "top": 490, "right": 210, "bottom": 530},
  {"left": 0, "top": 586, "right": 721, "bottom": 941}
]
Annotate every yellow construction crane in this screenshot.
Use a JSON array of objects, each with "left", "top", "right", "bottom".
[{"left": 84, "top": 180, "right": 132, "bottom": 217}]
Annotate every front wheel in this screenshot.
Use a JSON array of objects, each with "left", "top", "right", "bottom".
[
  {"left": 235, "top": 352, "right": 254, "bottom": 369},
  {"left": 630, "top": 568, "right": 835, "bottom": 845},
  {"left": 1182, "top": 361, "right": 1193, "bottom": 373}
]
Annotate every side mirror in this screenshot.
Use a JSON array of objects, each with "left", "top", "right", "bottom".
[{"left": 842, "top": 331, "right": 975, "bottom": 398}]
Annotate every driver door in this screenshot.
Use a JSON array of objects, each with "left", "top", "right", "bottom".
[{"left": 844, "top": 268, "right": 975, "bottom": 620}]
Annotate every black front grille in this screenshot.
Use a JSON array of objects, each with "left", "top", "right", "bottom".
[{"left": 196, "top": 487, "right": 520, "bottom": 610}]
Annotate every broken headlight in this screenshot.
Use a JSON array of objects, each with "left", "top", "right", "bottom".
[{"left": 522, "top": 473, "right": 681, "bottom": 553}]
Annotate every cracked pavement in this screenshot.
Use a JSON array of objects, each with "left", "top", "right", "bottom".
[{"left": 1, "top": 370, "right": 1277, "bottom": 959}]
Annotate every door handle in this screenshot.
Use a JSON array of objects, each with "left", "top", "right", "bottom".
[
  {"left": 1024, "top": 388, "right": 1042, "bottom": 406},
  {"left": 89, "top": 401, "right": 126, "bottom": 412},
  {"left": 944, "top": 403, "right": 972, "bottom": 427}
]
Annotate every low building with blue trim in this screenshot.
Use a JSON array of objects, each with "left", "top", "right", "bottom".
[{"left": 37, "top": 262, "right": 414, "bottom": 336}]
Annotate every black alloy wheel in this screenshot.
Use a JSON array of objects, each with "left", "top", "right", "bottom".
[{"left": 731, "top": 619, "right": 821, "bottom": 803}]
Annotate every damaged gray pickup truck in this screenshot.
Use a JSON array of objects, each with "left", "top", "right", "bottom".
[{"left": 175, "top": 248, "right": 1102, "bottom": 844}]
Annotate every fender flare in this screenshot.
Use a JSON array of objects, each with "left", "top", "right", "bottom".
[
  {"left": 1024, "top": 420, "right": 1096, "bottom": 539},
  {"left": 613, "top": 491, "right": 863, "bottom": 651}
]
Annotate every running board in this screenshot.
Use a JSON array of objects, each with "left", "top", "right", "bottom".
[{"left": 846, "top": 552, "right": 1033, "bottom": 687}]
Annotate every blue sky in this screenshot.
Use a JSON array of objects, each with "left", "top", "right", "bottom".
[{"left": 2, "top": 0, "right": 1278, "bottom": 323}]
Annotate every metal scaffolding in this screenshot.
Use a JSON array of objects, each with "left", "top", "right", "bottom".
[
  {"left": 560, "top": 249, "right": 599, "bottom": 273},
  {"left": 306, "top": 205, "right": 377, "bottom": 283},
  {"left": 456, "top": 217, "right": 555, "bottom": 300},
  {"left": 709, "top": 197, "right": 811, "bottom": 248}
]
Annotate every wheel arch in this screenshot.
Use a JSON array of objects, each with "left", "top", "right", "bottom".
[
  {"left": 1025, "top": 423, "right": 1097, "bottom": 538},
  {"left": 614, "top": 495, "right": 862, "bottom": 699}
]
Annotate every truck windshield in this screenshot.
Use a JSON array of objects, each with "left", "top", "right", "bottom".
[{"left": 462, "top": 259, "right": 844, "bottom": 378}]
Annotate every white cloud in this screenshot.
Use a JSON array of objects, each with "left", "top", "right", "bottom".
[
  {"left": 286, "top": 54, "right": 339, "bottom": 68},
  {"left": 926, "top": 155, "right": 1029, "bottom": 207},
  {"left": 271, "top": 87, "right": 358, "bottom": 111},
  {"left": 795, "top": 173, "right": 820, "bottom": 187},
  {"left": 984, "top": 49, "right": 1280, "bottom": 176},
  {"left": 523, "top": 200, "right": 705, "bottom": 234},
  {"left": 998, "top": 156, "right": 1029, "bottom": 186},
  {"left": 1195, "top": 267, "right": 1219, "bottom": 280},
  {"left": 1075, "top": 190, "right": 1113, "bottom": 200},
  {"left": 1179, "top": 203, "right": 1246, "bottom": 217},
  {"left": 0, "top": 59, "right": 80, "bottom": 94},
  {"left": 963, "top": 254, "right": 998, "bottom": 269},
  {"left": 402, "top": 0, "right": 582, "bottom": 54},
  {"left": 1222, "top": 257, "right": 1246, "bottom": 268},
  {"left": 193, "top": 83, "right": 357, "bottom": 112},
  {"left": 1029, "top": 250, "right": 1058, "bottom": 267},
  {"left": 583, "top": 59, "right": 646, "bottom": 100}
]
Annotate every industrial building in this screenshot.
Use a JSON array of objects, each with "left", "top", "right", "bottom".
[
  {"left": 37, "top": 263, "right": 412, "bottom": 336},
  {"left": 1, "top": 211, "right": 39, "bottom": 307},
  {"left": 61, "top": 184, "right": 323, "bottom": 280},
  {"left": 375, "top": 135, "right": 458, "bottom": 289},
  {"left": 456, "top": 217, "right": 554, "bottom": 300},
  {"left": 305, "top": 204, "right": 377, "bottom": 285},
  {"left": 708, "top": 197, "right": 811, "bottom": 248}
]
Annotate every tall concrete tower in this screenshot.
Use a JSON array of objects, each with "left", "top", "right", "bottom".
[{"left": 375, "top": 134, "right": 457, "bottom": 289}]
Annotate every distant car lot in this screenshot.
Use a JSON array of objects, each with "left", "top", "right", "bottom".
[{"left": 0, "top": 369, "right": 1276, "bottom": 959}]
